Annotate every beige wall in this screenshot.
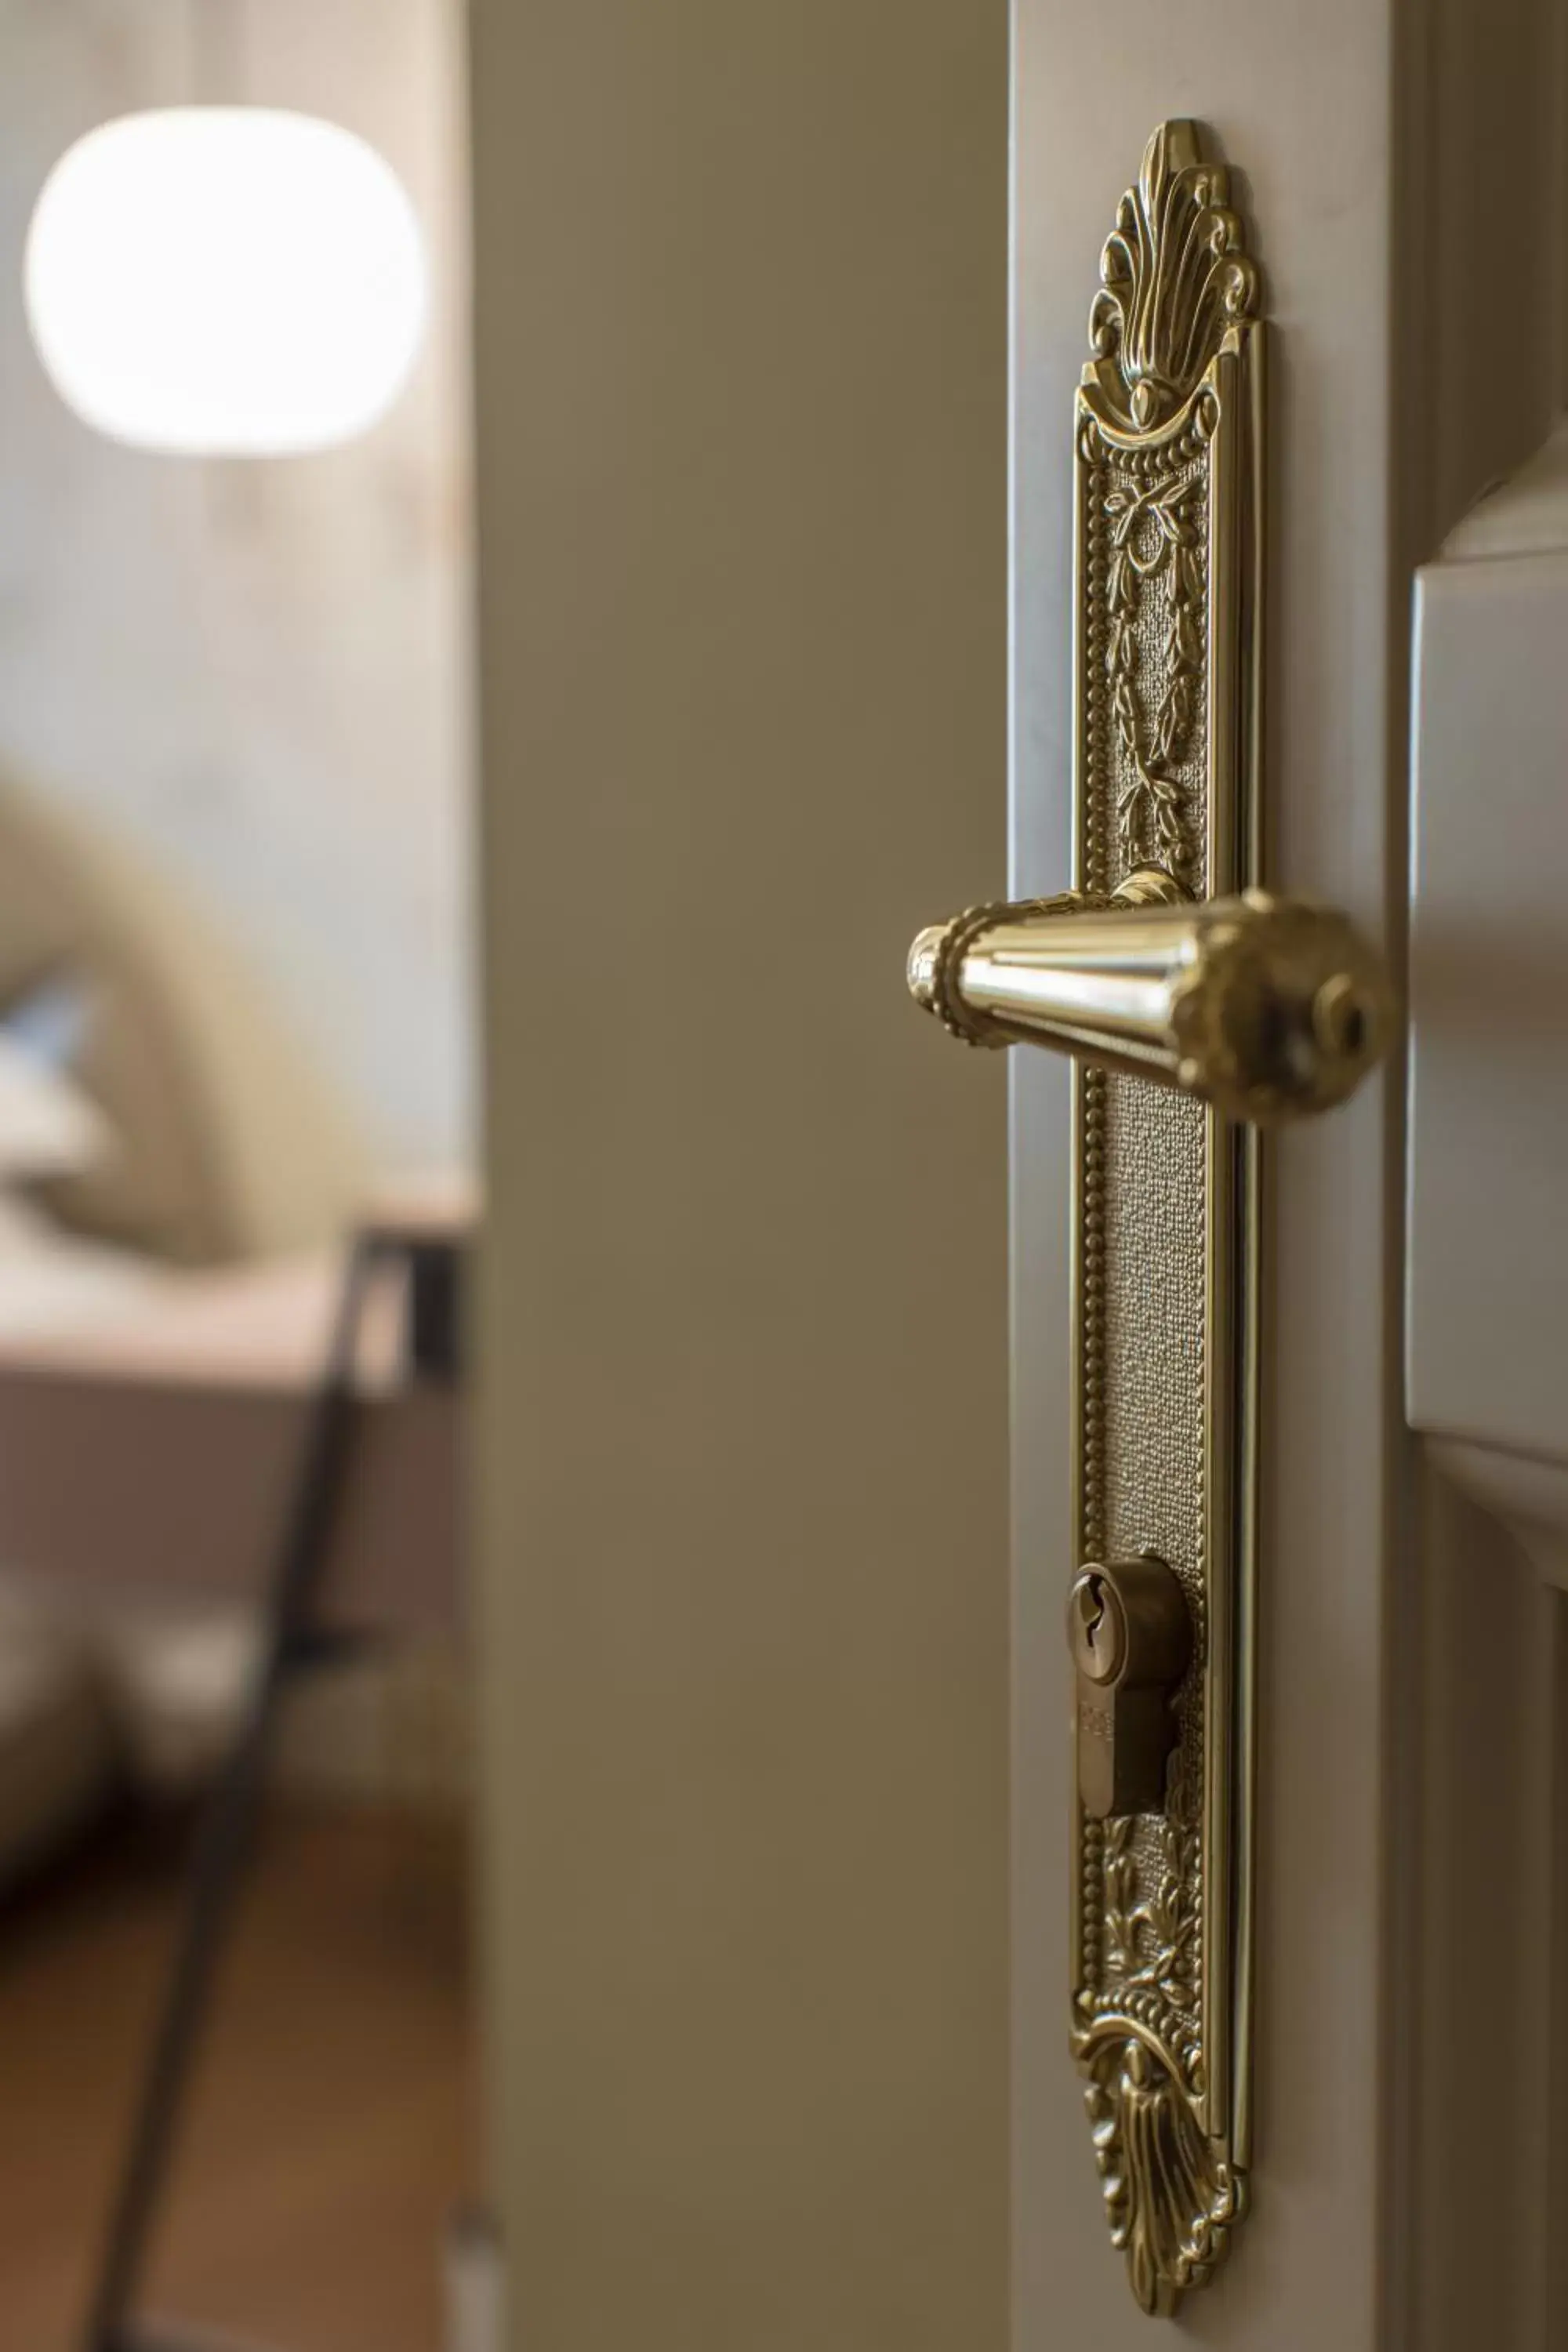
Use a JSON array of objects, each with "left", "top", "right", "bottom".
[
  {"left": 469, "top": 5, "right": 1009, "bottom": 2347},
  {"left": 0, "top": 0, "right": 472, "bottom": 1167}
]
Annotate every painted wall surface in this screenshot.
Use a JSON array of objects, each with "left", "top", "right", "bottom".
[
  {"left": 0, "top": 0, "right": 473, "bottom": 1167},
  {"left": 470, "top": 5, "right": 1010, "bottom": 2347}
]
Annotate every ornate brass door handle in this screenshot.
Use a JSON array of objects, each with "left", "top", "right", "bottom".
[
  {"left": 907, "top": 121, "right": 1392, "bottom": 2317},
  {"left": 908, "top": 871, "right": 1390, "bottom": 1123}
]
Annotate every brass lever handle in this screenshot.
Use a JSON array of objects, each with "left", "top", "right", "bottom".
[{"left": 908, "top": 865, "right": 1392, "bottom": 1123}]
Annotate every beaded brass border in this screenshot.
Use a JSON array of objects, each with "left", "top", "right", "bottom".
[{"left": 1064, "top": 121, "right": 1263, "bottom": 2314}]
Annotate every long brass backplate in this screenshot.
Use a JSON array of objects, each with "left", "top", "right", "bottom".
[{"left": 1066, "top": 122, "right": 1262, "bottom": 2314}]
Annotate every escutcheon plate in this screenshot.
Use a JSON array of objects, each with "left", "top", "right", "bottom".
[{"left": 1065, "top": 119, "right": 1262, "bottom": 2314}]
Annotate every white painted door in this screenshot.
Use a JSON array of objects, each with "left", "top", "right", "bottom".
[
  {"left": 1403, "top": 421, "right": 1568, "bottom": 2352},
  {"left": 1009, "top": 6, "right": 1565, "bottom": 2347}
]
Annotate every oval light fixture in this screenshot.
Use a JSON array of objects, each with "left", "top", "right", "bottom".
[{"left": 25, "top": 108, "right": 428, "bottom": 456}]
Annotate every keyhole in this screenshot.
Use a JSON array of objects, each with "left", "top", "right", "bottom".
[
  {"left": 1073, "top": 1571, "right": 1120, "bottom": 1682},
  {"left": 1079, "top": 1576, "right": 1107, "bottom": 1661},
  {"left": 1069, "top": 1566, "right": 1128, "bottom": 1689}
]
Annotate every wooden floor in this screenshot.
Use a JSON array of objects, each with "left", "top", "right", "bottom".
[{"left": 0, "top": 1806, "right": 480, "bottom": 2352}]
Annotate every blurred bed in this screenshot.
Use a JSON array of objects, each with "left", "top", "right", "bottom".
[{"left": 0, "top": 775, "right": 462, "bottom": 1883}]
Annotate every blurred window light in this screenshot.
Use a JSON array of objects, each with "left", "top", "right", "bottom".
[{"left": 25, "top": 108, "right": 429, "bottom": 456}]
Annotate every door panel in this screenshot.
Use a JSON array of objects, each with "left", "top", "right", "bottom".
[{"left": 1403, "top": 425, "right": 1568, "bottom": 2350}]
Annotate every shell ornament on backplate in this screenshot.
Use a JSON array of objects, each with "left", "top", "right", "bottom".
[
  {"left": 1080, "top": 2023, "right": 1248, "bottom": 2318},
  {"left": 1087, "top": 119, "right": 1258, "bottom": 433}
]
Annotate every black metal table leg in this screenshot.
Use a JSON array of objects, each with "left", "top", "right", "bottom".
[{"left": 82, "top": 1235, "right": 383, "bottom": 2352}]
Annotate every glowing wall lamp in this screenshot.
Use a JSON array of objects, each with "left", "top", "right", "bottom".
[{"left": 25, "top": 109, "right": 428, "bottom": 456}]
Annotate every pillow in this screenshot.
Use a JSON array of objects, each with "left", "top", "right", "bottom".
[
  {"left": 0, "top": 777, "right": 367, "bottom": 1266},
  {"left": 0, "top": 1021, "right": 110, "bottom": 1183}
]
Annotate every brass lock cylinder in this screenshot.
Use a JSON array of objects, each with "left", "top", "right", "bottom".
[{"left": 1068, "top": 1556, "right": 1191, "bottom": 1820}]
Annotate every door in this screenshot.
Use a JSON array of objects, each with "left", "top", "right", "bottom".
[
  {"left": 467, "top": 4, "right": 1565, "bottom": 2346},
  {"left": 997, "top": 5, "right": 1566, "bottom": 2348},
  {"left": 468, "top": 5, "right": 1014, "bottom": 2350}
]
